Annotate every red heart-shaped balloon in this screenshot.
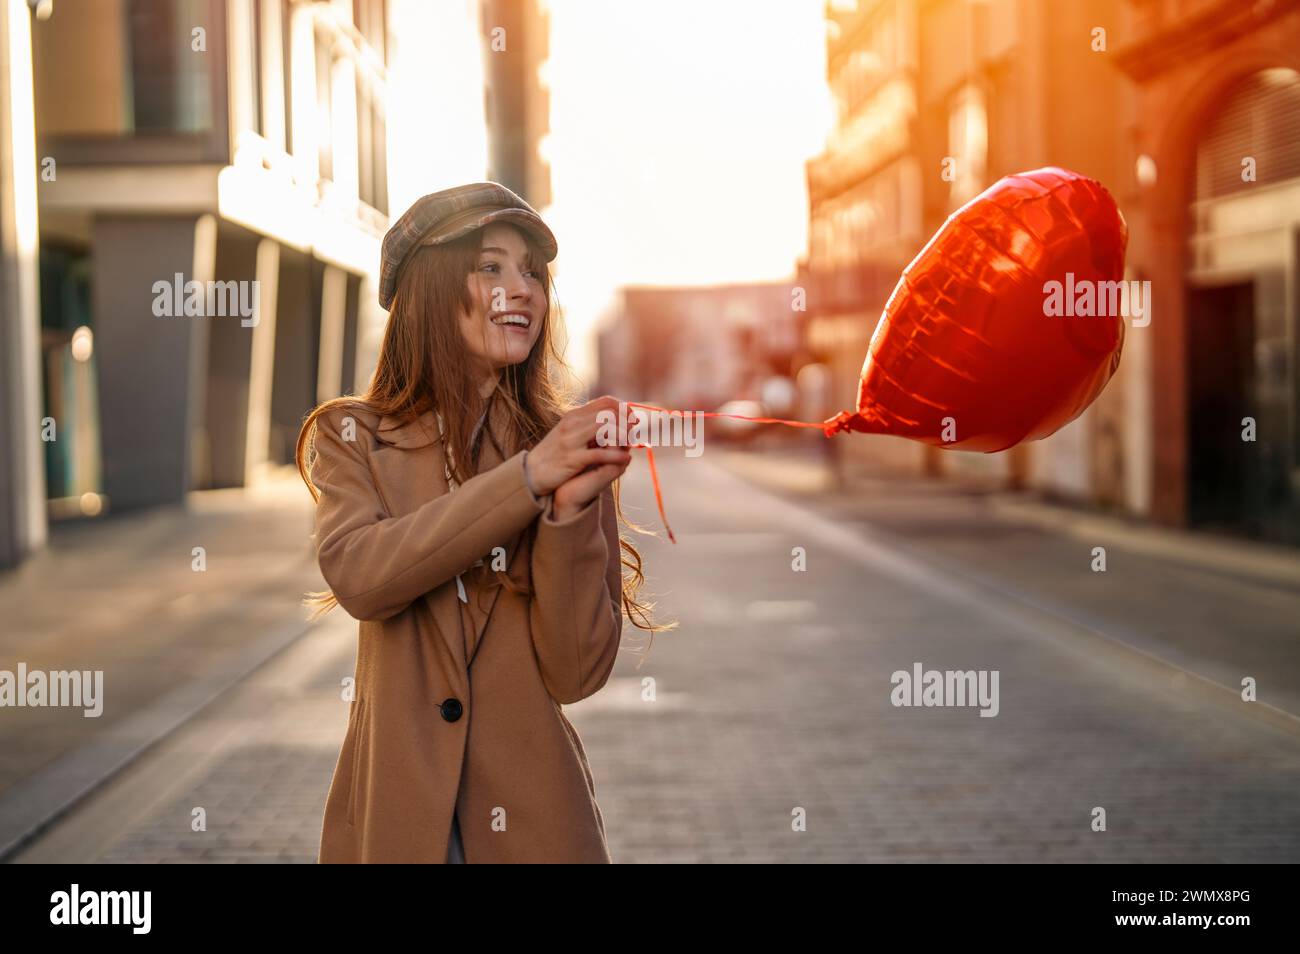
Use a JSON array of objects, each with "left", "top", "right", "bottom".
[{"left": 825, "top": 167, "right": 1127, "bottom": 452}]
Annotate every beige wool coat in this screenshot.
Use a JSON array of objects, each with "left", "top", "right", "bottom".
[{"left": 309, "top": 398, "right": 623, "bottom": 863}]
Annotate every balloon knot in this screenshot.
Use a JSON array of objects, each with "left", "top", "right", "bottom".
[{"left": 821, "top": 411, "right": 858, "bottom": 438}]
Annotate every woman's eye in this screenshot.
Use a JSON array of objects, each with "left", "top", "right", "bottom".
[{"left": 479, "top": 261, "right": 539, "bottom": 279}]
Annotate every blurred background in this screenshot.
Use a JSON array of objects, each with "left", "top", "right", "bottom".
[{"left": 0, "top": 0, "right": 1298, "bottom": 864}]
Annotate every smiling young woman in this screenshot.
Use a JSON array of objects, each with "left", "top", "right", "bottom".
[{"left": 295, "top": 182, "right": 673, "bottom": 864}]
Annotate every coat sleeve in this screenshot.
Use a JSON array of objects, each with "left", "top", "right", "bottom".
[
  {"left": 311, "top": 407, "right": 547, "bottom": 622},
  {"left": 529, "top": 482, "right": 624, "bottom": 704}
]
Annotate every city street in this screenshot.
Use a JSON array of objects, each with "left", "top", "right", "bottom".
[
  {"left": 1, "top": 0, "right": 1296, "bottom": 893},
  {"left": 10, "top": 446, "right": 1300, "bottom": 863}
]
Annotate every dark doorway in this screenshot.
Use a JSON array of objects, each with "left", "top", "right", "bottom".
[{"left": 1186, "top": 281, "right": 1256, "bottom": 531}]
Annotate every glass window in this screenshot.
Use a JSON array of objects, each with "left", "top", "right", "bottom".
[{"left": 125, "top": 0, "right": 213, "bottom": 133}]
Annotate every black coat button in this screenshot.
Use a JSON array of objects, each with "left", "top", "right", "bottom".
[{"left": 439, "top": 698, "right": 464, "bottom": 722}]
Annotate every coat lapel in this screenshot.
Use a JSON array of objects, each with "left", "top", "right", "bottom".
[
  {"left": 372, "top": 409, "right": 468, "bottom": 673},
  {"left": 459, "top": 396, "right": 528, "bottom": 666},
  {"left": 373, "top": 399, "right": 528, "bottom": 669}
]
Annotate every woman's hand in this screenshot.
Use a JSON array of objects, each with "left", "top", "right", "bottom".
[
  {"left": 525, "top": 395, "right": 640, "bottom": 497},
  {"left": 552, "top": 455, "right": 631, "bottom": 522}
]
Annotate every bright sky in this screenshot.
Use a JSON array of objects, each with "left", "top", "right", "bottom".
[{"left": 541, "top": 0, "right": 833, "bottom": 381}]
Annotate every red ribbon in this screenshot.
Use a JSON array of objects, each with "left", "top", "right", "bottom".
[{"left": 621, "top": 402, "right": 852, "bottom": 544}]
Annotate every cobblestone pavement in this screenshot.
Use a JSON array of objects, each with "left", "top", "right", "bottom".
[
  {"left": 12, "top": 452, "right": 1300, "bottom": 863},
  {"left": 0, "top": 471, "right": 320, "bottom": 805}
]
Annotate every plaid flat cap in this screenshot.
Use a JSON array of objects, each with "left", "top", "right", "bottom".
[{"left": 378, "top": 181, "right": 558, "bottom": 310}]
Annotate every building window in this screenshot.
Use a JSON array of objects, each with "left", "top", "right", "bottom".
[
  {"left": 125, "top": 0, "right": 213, "bottom": 133},
  {"left": 38, "top": 244, "right": 100, "bottom": 504}
]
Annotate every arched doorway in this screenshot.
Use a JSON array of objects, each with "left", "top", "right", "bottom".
[{"left": 1185, "top": 67, "right": 1300, "bottom": 542}]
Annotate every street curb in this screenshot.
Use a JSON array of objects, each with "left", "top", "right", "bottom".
[
  {"left": 713, "top": 448, "right": 1300, "bottom": 592},
  {"left": 989, "top": 496, "right": 1300, "bottom": 591},
  {"left": 0, "top": 615, "right": 317, "bottom": 862}
]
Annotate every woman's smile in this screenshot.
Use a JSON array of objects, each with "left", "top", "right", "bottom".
[{"left": 489, "top": 310, "right": 533, "bottom": 332}]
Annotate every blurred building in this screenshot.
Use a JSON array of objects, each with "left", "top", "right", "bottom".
[
  {"left": 595, "top": 283, "right": 797, "bottom": 411},
  {"left": 801, "top": 0, "right": 929, "bottom": 476},
  {"left": 480, "top": 0, "right": 550, "bottom": 211},
  {"left": 801, "top": 0, "right": 1299, "bottom": 544},
  {"left": 31, "top": 0, "right": 399, "bottom": 515},
  {"left": 1114, "top": 0, "right": 1300, "bottom": 543},
  {"left": 0, "top": 0, "right": 45, "bottom": 569},
  {"left": 0, "top": 0, "right": 501, "bottom": 569}
]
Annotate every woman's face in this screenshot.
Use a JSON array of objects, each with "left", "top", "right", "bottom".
[{"left": 459, "top": 223, "right": 546, "bottom": 377}]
